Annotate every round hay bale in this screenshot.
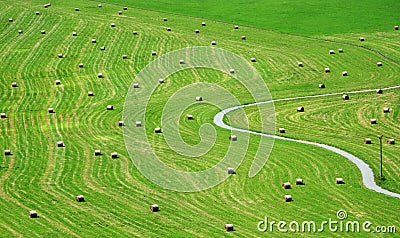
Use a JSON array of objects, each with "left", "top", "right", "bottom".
[
  {"left": 383, "top": 107, "right": 390, "bottom": 113},
  {"left": 150, "top": 204, "right": 159, "bottom": 212},
  {"left": 29, "top": 210, "right": 38, "bottom": 218},
  {"left": 282, "top": 182, "right": 291, "bottom": 189},
  {"left": 338, "top": 48, "right": 343, "bottom": 53},
  {"left": 179, "top": 59, "right": 185, "bottom": 64},
  {"left": 118, "top": 11, "right": 122, "bottom": 15},
  {"left": 158, "top": 78, "right": 164, "bottom": 83},
  {"left": 187, "top": 114, "right": 194, "bottom": 120},
  {"left": 336, "top": 178, "right": 344, "bottom": 184},
  {"left": 387, "top": 139, "right": 395, "bottom": 145},
  {"left": 75, "top": 8, "right": 79, "bottom": 11},
  {"left": 100, "top": 46, "right": 105, "bottom": 51},
  {"left": 225, "top": 224, "right": 234, "bottom": 231},
  {"left": 229, "top": 135, "right": 237, "bottom": 141},
  {"left": 297, "top": 106, "right": 304, "bottom": 112},
  {"left": 151, "top": 51, "right": 157, "bottom": 56},
  {"left": 79, "top": 63, "right": 84, "bottom": 68},
  {"left": 118, "top": 121, "right": 125, "bottom": 126},
  {"left": 4, "top": 150, "right": 11, "bottom": 155},
  {"left": 18, "top": 30, "right": 23, "bottom": 34},
  {"left": 11, "top": 82, "right": 18, "bottom": 87},
  {"left": 329, "top": 50, "right": 335, "bottom": 54},
  {"left": 72, "top": 31, "right": 77, "bottom": 36},
  {"left": 195, "top": 96, "right": 203, "bottom": 102},
  {"left": 226, "top": 168, "right": 235, "bottom": 174},
  {"left": 92, "top": 39, "right": 96, "bottom": 43},
  {"left": 278, "top": 128, "right": 285, "bottom": 133},
  {"left": 133, "top": 83, "right": 139, "bottom": 88},
  {"left": 44, "top": 4, "right": 49, "bottom": 8},
  {"left": 211, "top": 41, "right": 216, "bottom": 45},
  {"left": 166, "top": 27, "right": 171, "bottom": 31},
  {"left": 394, "top": 26, "right": 399, "bottom": 30},
  {"left": 319, "top": 83, "right": 325, "bottom": 88},
  {"left": 94, "top": 150, "right": 101, "bottom": 156},
  {"left": 57, "top": 141, "right": 64, "bottom": 147},
  {"left": 359, "top": 37, "right": 365, "bottom": 42},
  {"left": 324, "top": 67, "right": 330, "bottom": 73},
  {"left": 342, "top": 94, "right": 349, "bottom": 100},
  {"left": 132, "top": 31, "right": 138, "bottom": 35},
  {"left": 107, "top": 105, "right": 113, "bottom": 110},
  {"left": 376, "top": 88, "right": 383, "bottom": 94},
  {"left": 283, "top": 195, "right": 292, "bottom": 202},
  {"left": 98, "top": 4, "right": 102, "bottom": 8},
  {"left": 123, "top": 7, "right": 128, "bottom": 10},
  {"left": 234, "top": 25, "right": 239, "bottom": 29},
  {"left": 229, "top": 69, "right": 235, "bottom": 74},
  {"left": 98, "top": 73, "right": 103, "bottom": 78},
  {"left": 111, "top": 23, "right": 115, "bottom": 27},
  {"left": 0, "top": 113, "right": 6, "bottom": 118},
  {"left": 297, "top": 62, "right": 303, "bottom": 67},
  {"left": 111, "top": 152, "right": 118, "bottom": 158},
  {"left": 57, "top": 53, "right": 63, "bottom": 58},
  {"left": 241, "top": 35, "right": 246, "bottom": 40},
  {"left": 122, "top": 54, "right": 127, "bottom": 59},
  {"left": 201, "top": 22, "right": 206, "bottom": 26},
  {"left": 76, "top": 195, "right": 84, "bottom": 202},
  {"left": 377, "top": 62, "right": 383, "bottom": 67},
  {"left": 48, "top": 108, "right": 54, "bottom": 113},
  {"left": 36, "top": 11, "right": 40, "bottom": 15},
  {"left": 8, "top": 18, "right": 13, "bottom": 22},
  {"left": 135, "top": 121, "right": 142, "bottom": 127},
  {"left": 194, "top": 29, "right": 199, "bottom": 34},
  {"left": 296, "top": 178, "right": 303, "bottom": 185},
  {"left": 88, "top": 91, "right": 94, "bottom": 96},
  {"left": 154, "top": 127, "right": 162, "bottom": 133},
  {"left": 251, "top": 58, "right": 256, "bottom": 62},
  {"left": 41, "top": 30, "right": 46, "bottom": 34},
  {"left": 342, "top": 71, "right": 348, "bottom": 76},
  {"left": 364, "top": 138, "right": 372, "bottom": 144},
  {"left": 370, "top": 118, "right": 377, "bottom": 124},
  {"left": 163, "top": 18, "right": 168, "bottom": 21}
]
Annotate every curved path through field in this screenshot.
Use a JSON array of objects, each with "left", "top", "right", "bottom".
[{"left": 214, "top": 85, "right": 400, "bottom": 198}]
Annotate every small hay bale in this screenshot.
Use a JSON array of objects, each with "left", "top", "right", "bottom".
[
  {"left": 163, "top": 18, "right": 168, "bottom": 21},
  {"left": 29, "top": 210, "right": 38, "bottom": 218},
  {"left": 107, "top": 105, "right": 113, "bottom": 110},
  {"left": 92, "top": 39, "right": 96, "bottom": 43},
  {"left": 111, "top": 152, "right": 118, "bottom": 158},
  {"left": 132, "top": 31, "right": 138, "bottom": 35},
  {"left": 79, "top": 63, "right": 84, "bottom": 68},
  {"left": 166, "top": 27, "right": 171, "bottom": 31},
  {"left": 394, "top": 26, "right": 399, "bottom": 30},
  {"left": 297, "top": 106, "right": 304, "bottom": 112},
  {"left": 297, "top": 62, "right": 303, "bottom": 67},
  {"left": 234, "top": 25, "right": 239, "bottom": 29},
  {"left": 225, "top": 224, "right": 234, "bottom": 232},
  {"left": 282, "top": 182, "right": 291, "bottom": 189},
  {"left": 48, "top": 108, "right": 54, "bottom": 113},
  {"left": 18, "top": 30, "right": 23, "bottom": 34},
  {"left": 211, "top": 41, "right": 216, "bottom": 45},
  {"left": 158, "top": 78, "right": 164, "bottom": 84},
  {"left": 57, "top": 53, "right": 63, "bottom": 58},
  {"left": 55, "top": 80, "right": 61, "bottom": 85},
  {"left": 329, "top": 50, "right": 335, "bottom": 54},
  {"left": 364, "top": 138, "right": 372, "bottom": 144},
  {"left": 187, "top": 114, "right": 193, "bottom": 120},
  {"left": 179, "top": 59, "right": 185, "bottom": 64},
  {"left": 154, "top": 127, "right": 162, "bottom": 133},
  {"left": 370, "top": 118, "right": 377, "bottom": 124},
  {"left": 201, "top": 22, "right": 206, "bottom": 26},
  {"left": 194, "top": 29, "right": 199, "bottom": 34},
  {"left": 324, "top": 67, "right": 330, "bottom": 73},
  {"left": 0, "top": 113, "right": 6, "bottom": 118},
  {"left": 135, "top": 121, "right": 142, "bottom": 127},
  {"left": 94, "top": 150, "right": 101, "bottom": 156},
  {"left": 100, "top": 46, "right": 105, "bottom": 51},
  {"left": 118, "top": 11, "right": 122, "bottom": 15},
  {"left": 296, "top": 178, "right": 303, "bottom": 185},
  {"left": 241, "top": 35, "right": 246, "bottom": 40},
  {"left": 342, "top": 71, "right": 348, "bottom": 76},
  {"left": 36, "top": 11, "right": 40, "bottom": 15},
  {"left": 283, "top": 195, "right": 292, "bottom": 202},
  {"left": 11, "top": 82, "right": 17, "bottom": 87},
  {"left": 336, "top": 178, "right": 344, "bottom": 184},
  {"left": 229, "top": 69, "right": 235, "bottom": 74},
  {"left": 151, "top": 51, "right": 157, "bottom": 56},
  {"left": 229, "top": 135, "right": 237, "bottom": 141},
  {"left": 376, "top": 88, "right": 383, "bottom": 94},
  {"left": 118, "top": 121, "right": 125, "bottom": 126},
  {"left": 123, "top": 7, "right": 128, "bottom": 10},
  {"left": 88, "top": 91, "right": 94, "bottom": 96},
  {"left": 226, "top": 168, "right": 235, "bottom": 174},
  {"left": 251, "top": 58, "right": 256, "bottom": 62},
  {"left": 195, "top": 96, "right": 203, "bottom": 102},
  {"left": 76, "top": 195, "right": 84, "bottom": 202},
  {"left": 319, "top": 83, "right": 325, "bottom": 88},
  {"left": 278, "top": 128, "right": 285, "bottom": 133},
  {"left": 342, "top": 94, "right": 349, "bottom": 100},
  {"left": 359, "top": 37, "right": 365, "bottom": 42},
  {"left": 383, "top": 107, "right": 390, "bottom": 113},
  {"left": 4, "top": 150, "right": 11, "bottom": 155},
  {"left": 150, "top": 204, "right": 159, "bottom": 212},
  {"left": 9, "top": 18, "right": 13, "bottom": 22},
  {"left": 44, "top": 4, "right": 48, "bottom": 8},
  {"left": 98, "top": 4, "right": 102, "bottom": 8},
  {"left": 72, "top": 31, "right": 77, "bottom": 36},
  {"left": 41, "top": 30, "right": 46, "bottom": 34},
  {"left": 338, "top": 48, "right": 343, "bottom": 53},
  {"left": 377, "top": 62, "right": 383, "bottom": 67},
  {"left": 75, "top": 8, "right": 79, "bottom": 11},
  {"left": 122, "top": 54, "right": 127, "bottom": 59},
  {"left": 57, "top": 141, "right": 64, "bottom": 147},
  {"left": 111, "top": 23, "right": 115, "bottom": 27},
  {"left": 133, "top": 83, "right": 139, "bottom": 88},
  {"left": 98, "top": 73, "right": 103, "bottom": 78},
  {"left": 387, "top": 139, "right": 395, "bottom": 145}
]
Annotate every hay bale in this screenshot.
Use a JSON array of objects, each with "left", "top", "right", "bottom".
[
  {"left": 118, "top": 11, "right": 122, "bottom": 15},
  {"left": 57, "top": 141, "right": 64, "bottom": 147},
  {"left": 282, "top": 182, "right": 291, "bottom": 189},
  {"left": 150, "top": 204, "right": 159, "bottom": 212},
  {"left": 158, "top": 78, "right": 164, "bottom": 83},
  {"left": 9, "top": 18, "right": 13, "bottom": 22},
  {"left": 132, "top": 31, "right": 138, "bottom": 35},
  {"left": 163, "top": 18, "right": 168, "bottom": 21},
  {"left": 166, "top": 27, "right": 171, "bottom": 31},
  {"left": 324, "top": 67, "right": 330, "bottom": 73},
  {"left": 133, "top": 83, "right": 139, "bottom": 88},
  {"left": 278, "top": 128, "right": 285, "bottom": 133},
  {"left": 201, "top": 22, "right": 206, "bottom": 26},
  {"left": 11, "top": 82, "right": 17, "bottom": 87},
  {"left": 88, "top": 91, "right": 94, "bottom": 96},
  {"left": 283, "top": 195, "right": 292, "bottom": 202},
  {"left": 18, "top": 30, "right": 23, "bottom": 34},
  {"left": 118, "top": 121, "right": 125, "bottom": 126},
  {"left": 342, "top": 71, "right": 348, "bottom": 76},
  {"left": 336, "top": 178, "right": 344, "bottom": 184},
  {"left": 72, "top": 32, "right": 77, "bottom": 36},
  {"left": 394, "top": 26, "right": 399, "bottom": 30},
  {"left": 234, "top": 25, "right": 239, "bottom": 29},
  {"left": 100, "top": 46, "right": 105, "bottom": 51},
  {"left": 319, "top": 83, "right": 325, "bottom": 88},
  {"left": 297, "top": 106, "right": 304, "bottom": 112},
  {"left": 229, "top": 69, "right": 235, "bottom": 74},
  {"left": 377, "top": 62, "right": 383, "bottom": 67},
  {"left": 94, "top": 150, "right": 101, "bottom": 156},
  {"left": 376, "top": 88, "right": 383, "bottom": 94},
  {"left": 44, "top": 4, "right": 49, "bottom": 8},
  {"left": 195, "top": 96, "right": 203, "bottom": 101},
  {"left": 225, "top": 224, "right": 234, "bottom": 231},
  {"left": 98, "top": 4, "right": 102, "bottom": 8},
  {"left": 359, "top": 37, "right": 365, "bottom": 42},
  {"left": 241, "top": 35, "right": 246, "bottom": 40},
  {"left": 370, "top": 118, "right": 377, "bottom": 124},
  {"left": 364, "top": 138, "right": 372, "bottom": 144},
  {"left": 41, "top": 30, "right": 46, "bottom": 34},
  {"left": 229, "top": 135, "right": 237, "bottom": 141},
  {"left": 211, "top": 41, "right": 216, "bottom": 45},
  {"left": 179, "top": 59, "right": 185, "bottom": 64},
  {"left": 111, "top": 152, "right": 118, "bottom": 158},
  {"left": 151, "top": 51, "right": 157, "bottom": 56},
  {"left": 75, "top": 8, "right": 79, "bottom": 11},
  {"left": 329, "top": 50, "right": 335, "bottom": 54},
  {"left": 122, "top": 54, "right": 127, "bottom": 59},
  {"left": 187, "top": 114, "right": 194, "bottom": 120},
  {"left": 296, "top": 178, "right": 303, "bottom": 185},
  {"left": 4, "top": 150, "right": 11, "bottom": 155},
  {"left": 194, "top": 29, "right": 200, "bottom": 34},
  {"left": 76, "top": 195, "right": 84, "bottom": 202},
  {"left": 342, "top": 94, "right": 349, "bottom": 100},
  {"left": 111, "top": 23, "right": 115, "bottom": 27},
  {"left": 135, "top": 121, "right": 142, "bottom": 127},
  {"left": 383, "top": 107, "right": 390, "bottom": 113},
  {"left": 387, "top": 139, "right": 395, "bottom": 145},
  {"left": 98, "top": 73, "right": 103, "bottom": 78},
  {"left": 48, "top": 108, "right": 54, "bottom": 113},
  {"left": 123, "top": 7, "right": 128, "bottom": 10},
  {"left": 92, "top": 39, "right": 96, "bottom": 43},
  {"left": 251, "top": 58, "right": 256, "bottom": 62},
  {"left": 0, "top": 113, "right": 6, "bottom": 118},
  {"left": 79, "top": 63, "right": 84, "bottom": 68},
  {"left": 29, "top": 210, "right": 38, "bottom": 218},
  {"left": 297, "top": 62, "right": 303, "bottom": 67},
  {"left": 36, "top": 11, "right": 40, "bottom": 15},
  {"left": 226, "top": 168, "right": 235, "bottom": 174},
  {"left": 154, "top": 127, "right": 162, "bottom": 133},
  {"left": 338, "top": 48, "right": 343, "bottom": 53},
  {"left": 107, "top": 105, "right": 113, "bottom": 110},
  {"left": 57, "top": 53, "right": 63, "bottom": 58}
]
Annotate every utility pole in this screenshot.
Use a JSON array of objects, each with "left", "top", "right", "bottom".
[{"left": 378, "top": 135, "right": 383, "bottom": 180}]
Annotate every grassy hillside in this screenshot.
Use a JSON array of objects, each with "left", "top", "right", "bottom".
[{"left": 0, "top": 0, "right": 399, "bottom": 236}]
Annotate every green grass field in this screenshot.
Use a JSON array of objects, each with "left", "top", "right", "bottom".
[{"left": 0, "top": 0, "right": 399, "bottom": 236}]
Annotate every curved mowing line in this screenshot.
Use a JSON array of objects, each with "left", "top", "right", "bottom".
[{"left": 214, "top": 85, "right": 400, "bottom": 199}]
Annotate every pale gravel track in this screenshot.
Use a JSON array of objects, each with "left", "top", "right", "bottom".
[{"left": 214, "top": 85, "right": 400, "bottom": 198}]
